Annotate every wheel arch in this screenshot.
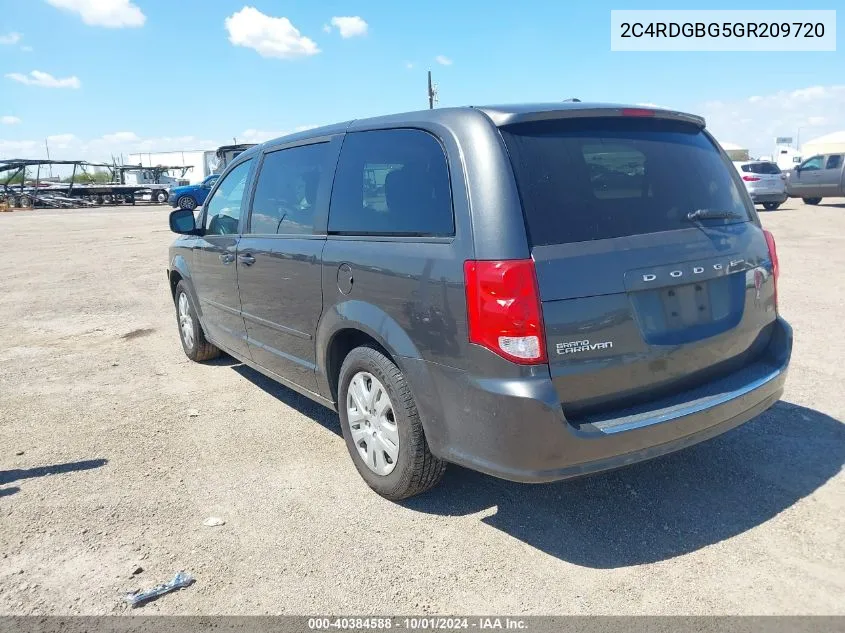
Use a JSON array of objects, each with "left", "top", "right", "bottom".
[
  {"left": 168, "top": 254, "right": 206, "bottom": 324},
  {"left": 316, "top": 300, "right": 424, "bottom": 404}
]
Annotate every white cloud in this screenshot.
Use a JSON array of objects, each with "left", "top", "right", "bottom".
[
  {"left": 225, "top": 6, "right": 319, "bottom": 59},
  {"left": 46, "top": 134, "right": 76, "bottom": 149},
  {"left": 20, "top": 45, "right": 34, "bottom": 52},
  {"left": 0, "top": 139, "right": 39, "bottom": 156},
  {"left": 239, "top": 124, "right": 318, "bottom": 143},
  {"left": 329, "top": 16, "right": 368, "bottom": 38},
  {"left": 1, "top": 115, "right": 22, "bottom": 125},
  {"left": 45, "top": 0, "right": 145, "bottom": 28},
  {"left": 101, "top": 131, "right": 140, "bottom": 143},
  {"left": 1, "top": 126, "right": 314, "bottom": 163},
  {"left": 435, "top": 55, "right": 452, "bottom": 66},
  {"left": 5, "top": 70, "right": 81, "bottom": 88},
  {"left": 47, "top": 134, "right": 76, "bottom": 143},
  {"left": 698, "top": 84, "right": 845, "bottom": 155},
  {"left": 0, "top": 32, "right": 22, "bottom": 45},
  {"left": 322, "top": 24, "right": 331, "bottom": 33},
  {"left": 405, "top": 62, "right": 414, "bottom": 70}
]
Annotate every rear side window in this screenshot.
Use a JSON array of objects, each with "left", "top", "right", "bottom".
[
  {"left": 328, "top": 129, "right": 453, "bottom": 236},
  {"left": 501, "top": 118, "right": 751, "bottom": 246},
  {"left": 741, "top": 162, "right": 781, "bottom": 174},
  {"left": 248, "top": 142, "right": 331, "bottom": 235},
  {"left": 826, "top": 155, "right": 842, "bottom": 170}
]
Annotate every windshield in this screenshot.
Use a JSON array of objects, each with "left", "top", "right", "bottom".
[{"left": 501, "top": 117, "right": 752, "bottom": 246}]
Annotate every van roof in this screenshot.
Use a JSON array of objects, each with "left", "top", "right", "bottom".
[{"left": 253, "top": 103, "right": 707, "bottom": 152}]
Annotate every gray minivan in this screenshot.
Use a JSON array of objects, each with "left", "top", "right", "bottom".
[
  {"left": 167, "top": 103, "right": 791, "bottom": 500},
  {"left": 786, "top": 152, "right": 845, "bottom": 204}
]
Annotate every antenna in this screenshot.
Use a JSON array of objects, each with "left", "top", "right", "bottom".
[{"left": 427, "top": 70, "right": 439, "bottom": 109}]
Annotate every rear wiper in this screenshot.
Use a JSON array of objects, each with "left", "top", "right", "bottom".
[{"left": 686, "top": 209, "right": 743, "bottom": 221}]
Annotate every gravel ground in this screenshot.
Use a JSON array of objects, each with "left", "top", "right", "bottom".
[{"left": 0, "top": 198, "right": 843, "bottom": 615}]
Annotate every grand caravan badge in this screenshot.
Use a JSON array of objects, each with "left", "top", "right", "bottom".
[{"left": 556, "top": 339, "right": 614, "bottom": 356}]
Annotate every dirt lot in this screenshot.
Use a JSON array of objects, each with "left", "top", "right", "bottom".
[{"left": 1, "top": 198, "right": 843, "bottom": 615}]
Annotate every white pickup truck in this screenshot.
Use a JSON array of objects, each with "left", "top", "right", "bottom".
[{"left": 119, "top": 167, "right": 191, "bottom": 203}]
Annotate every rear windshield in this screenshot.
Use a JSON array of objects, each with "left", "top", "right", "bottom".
[
  {"left": 741, "top": 162, "right": 781, "bottom": 174},
  {"left": 500, "top": 118, "right": 752, "bottom": 246}
]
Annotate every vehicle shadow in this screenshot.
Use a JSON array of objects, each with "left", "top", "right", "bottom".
[
  {"left": 401, "top": 401, "right": 844, "bottom": 568},
  {"left": 218, "top": 364, "right": 843, "bottom": 568},
  {"left": 230, "top": 364, "right": 342, "bottom": 437},
  {"left": 0, "top": 458, "right": 108, "bottom": 498}
]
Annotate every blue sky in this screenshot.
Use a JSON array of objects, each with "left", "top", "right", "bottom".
[{"left": 1, "top": 0, "right": 842, "bottom": 160}]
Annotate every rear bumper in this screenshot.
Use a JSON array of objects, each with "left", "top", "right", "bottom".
[
  {"left": 750, "top": 192, "right": 788, "bottom": 204},
  {"left": 408, "top": 317, "right": 792, "bottom": 483}
]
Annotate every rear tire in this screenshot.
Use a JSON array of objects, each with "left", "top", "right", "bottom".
[
  {"left": 156, "top": 190, "right": 168, "bottom": 204},
  {"left": 338, "top": 345, "right": 446, "bottom": 500},
  {"left": 803, "top": 197, "right": 822, "bottom": 205},
  {"left": 174, "top": 280, "right": 220, "bottom": 362},
  {"left": 178, "top": 195, "right": 197, "bottom": 211},
  {"left": 762, "top": 202, "right": 781, "bottom": 211}
]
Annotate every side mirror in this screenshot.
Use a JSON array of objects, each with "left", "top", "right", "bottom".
[{"left": 169, "top": 209, "right": 201, "bottom": 235}]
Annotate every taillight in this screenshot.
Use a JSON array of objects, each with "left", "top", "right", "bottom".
[
  {"left": 742, "top": 175, "right": 761, "bottom": 182},
  {"left": 464, "top": 259, "right": 547, "bottom": 364},
  {"left": 763, "top": 229, "right": 779, "bottom": 310}
]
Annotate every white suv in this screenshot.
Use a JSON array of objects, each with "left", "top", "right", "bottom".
[{"left": 734, "top": 161, "right": 787, "bottom": 210}]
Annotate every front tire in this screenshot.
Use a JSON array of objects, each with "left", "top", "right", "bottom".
[
  {"left": 178, "top": 195, "right": 197, "bottom": 211},
  {"left": 156, "top": 190, "right": 168, "bottom": 204},
  {"left": 803, "top": 197, "right": 822, "bottom": 205},
  {"left": 338, "top": 345, "right": 445, "bottom": 500},
  {"left": 174, "top": 281, "right": 220, "bottom": 362},
  {"left": 762, "top": 202, "right": 781, "bottom": 211}
]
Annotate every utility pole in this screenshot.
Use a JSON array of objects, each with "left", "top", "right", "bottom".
[
  {"left": 44, "top": 138, "right": 52, "bottom": 179},
  {"left": 427, "top": 70, "right": 438, "bottom": 109}
]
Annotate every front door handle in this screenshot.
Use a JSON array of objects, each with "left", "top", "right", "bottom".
[
  {"left": 219, "top": 252, "right": 235, "bottom": 264},
  {"left": 238, "top": 253, "right": 256, "bottom": 266}
]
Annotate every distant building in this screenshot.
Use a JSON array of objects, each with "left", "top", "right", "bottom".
[
  {"left": 719, "top": 142, "right": 750, "bottom": 162},
  {"left": 801, "top": 131, "right": 845, "bottom": 158},
  {"left": 773, "top": 145, "right": 802, "bottom": 171}
]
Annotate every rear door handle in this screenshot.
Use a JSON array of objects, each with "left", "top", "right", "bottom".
[{"left": 238, "top": 253, "right": 256, "bottom": 266}]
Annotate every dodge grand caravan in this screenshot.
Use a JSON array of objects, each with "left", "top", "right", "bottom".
[{"left": 167, "top": 103, "right": 792, "bottom": 500}]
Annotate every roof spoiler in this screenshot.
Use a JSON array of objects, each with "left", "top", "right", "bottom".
[{"left": 488, "top": 107, "right": 706, "bottom": 129}]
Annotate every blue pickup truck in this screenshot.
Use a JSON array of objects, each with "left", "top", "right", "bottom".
[{"left": 168, "top": 174, "right": 219, "bottom": 210}]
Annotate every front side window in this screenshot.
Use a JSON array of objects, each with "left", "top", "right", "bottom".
[
  {"left": 825, "top": 154, "right": 843, "bottom": 170},
  {"left": 204, "top": 159, "right": 252, "bottom": 235},
  {"left": 248, "top": 143, "right": 331, "bottom": 235},
  {"left": 800, "top": 156, "right": 824, "bottom": 171},
  {"left": 328, "top": 129, "right": 453, "bottom": 236}
]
